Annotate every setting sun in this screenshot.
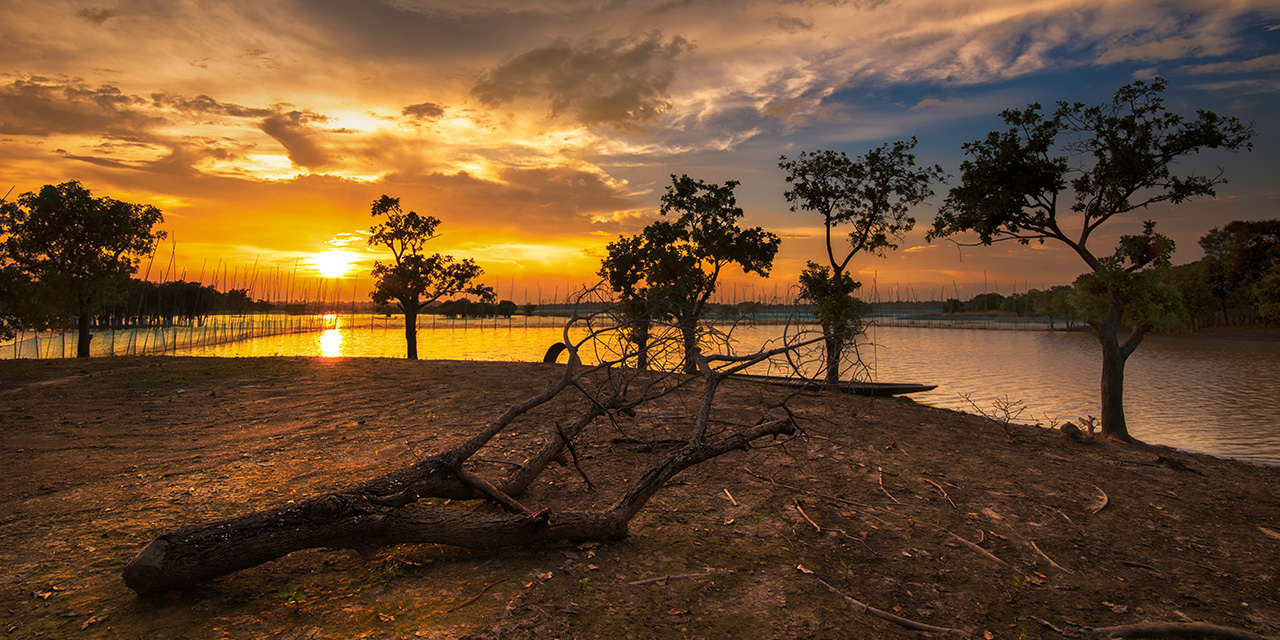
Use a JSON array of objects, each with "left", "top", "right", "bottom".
[{"left": 311, "top": 250, "right": 358, "bottom": 278}]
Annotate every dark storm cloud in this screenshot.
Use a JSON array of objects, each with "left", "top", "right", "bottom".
[
  {"left": 402, "top": 102, "right": 446, "bottom": 120},
  {"left": 471, "top": 33, "right": 693, "bottom": 129},
  {"left": 0, "top": 77, "right": 163, "bottom": 137},
  {"left": 259, "top": 110, "right": 334, "bottom": 171}
]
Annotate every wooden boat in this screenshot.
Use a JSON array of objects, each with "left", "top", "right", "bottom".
[{"left": 728, "top": 373, "right": 937, "bottom": 397}]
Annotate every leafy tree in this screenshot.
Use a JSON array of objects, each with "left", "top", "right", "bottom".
[
  {"left": 495, "top": 299, "right": 519, "bottom": 318},
  {"left": 928, "top": 78, "right": 1253, "bottom": 441},
  {"left": 1254, "top": 268, "right": 1280, "bottom": 325},
  {"left": 0, "top": 181, "right": 165, "bottom": 357},
  {"left": 367, "top": 195, "right": 488, "bottom": 360},
  {"left": 1198, "top": 219, "right": 1280, "bottom": 324},
  {"left": 601, "top": 175, "right": 780, "bottom": 374},
  {"left": 599, "top": 233, "right": 661, "bottom": 369},
  {"left": 1046, "top": 285, "right": 1079, "bottom": 330},
  {"left": 1165, "top": 260, "right": 1218, "bottom": 330},
  {"left": 780, "top": 139, "right": 944, "bottom": 383},
  {"left": 968, "top": 292, "right": 1006, "bottom": 313}
]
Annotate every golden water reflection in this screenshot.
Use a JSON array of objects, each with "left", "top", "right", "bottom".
[
  {"left": 319, "top": 329, "right": 343, "bottom": 357},
  {"left": 167, "top": 316, "right": 1280, "bottom": 464}
]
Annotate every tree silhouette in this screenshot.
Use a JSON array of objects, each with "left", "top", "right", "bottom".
[
  {"left": 780, "top": 139, "right": 944, "bottom": 383},
  {"left": 366, "top": 195, "right": 488, "bottom": 360},
  {"left": 0, "top": 181, "right": 165, "bottom": 356},
  {"left": 929, "top": 78, "right": 1253, "bottom": 441},
  {"left": 602, "top": 175, "right": 780, "bottom": 374}
]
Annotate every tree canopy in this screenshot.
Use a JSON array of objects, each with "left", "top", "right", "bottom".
[
  {"left": 367, "top": 195, "right": 488, "bottom": 360},
  {"left": 927, "top": 78, "right": 1253, "bottom": 440},
  {"left": 0, "top": 181, "right": 166, "bottom": 356},
  {"left": 600, "top": 175, "right": 780, "bottom": 373},
  {"left": 780, "top": 138, "right": 944, "bottom": 382}
]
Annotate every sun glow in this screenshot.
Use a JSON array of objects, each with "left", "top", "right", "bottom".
[{"left": 311, "top": 250, "right": 358, "bottom": 278}]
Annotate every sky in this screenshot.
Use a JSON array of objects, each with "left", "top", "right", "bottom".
[{"left": 2, "top": 0, "right": 1278, "bottom": 305}]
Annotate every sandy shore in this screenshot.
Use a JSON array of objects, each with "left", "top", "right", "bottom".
[{"left": 1, "top": 356, "right": 1278, "bottom": 639}]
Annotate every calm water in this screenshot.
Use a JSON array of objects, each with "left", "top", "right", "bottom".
[{"left": 166, "top": 316, "right": 1280, "bottom": 465}]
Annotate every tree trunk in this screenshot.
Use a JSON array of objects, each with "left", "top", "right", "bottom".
[
  {"left": 1098, "top": 329, "right": 1129, "bottom": 441},
  {"left": 823, "top": 331, "right": 843, "bottom": 384},
  {"left": 77, "top": 312, "right": 92, "bottom": 358},
  {"left": 403, "top": 308, "right": 418, "bottom": 360},
  {"left": 122, "top": 394, "right": 795, "bottom": 595},
  {"left": 1095, "top": 294, "right": 1145, "bottom": 443},
  {"left": 679, "top": 318, "right": 698, "bottom": 374},
  {"left": 634, "top": 320, "right": 650, "bottom": 370}
]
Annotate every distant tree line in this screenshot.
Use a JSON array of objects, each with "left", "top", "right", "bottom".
[
  {"left": 434, "top": 297, "right": 525, "bottom": 318},
  {"left": 935, "top": 219, "right": 1280, "bottom": 332}
]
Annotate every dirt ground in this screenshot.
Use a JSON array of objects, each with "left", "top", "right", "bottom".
[{"left": 1, "top": 356, "right": 1278, "bottom": 639}]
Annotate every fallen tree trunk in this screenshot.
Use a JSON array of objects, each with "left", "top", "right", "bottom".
[
  {"left": 122, "top": 324, "right": 806, "bottom": 595},
  {"left": 123, "top": 409, "right": 796, "bottom": 594}
]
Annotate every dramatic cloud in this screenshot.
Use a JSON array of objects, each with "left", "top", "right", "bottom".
[
  {"left": 472, "top": 33, "right": 693, "bottom": 129},
  {"left": 151, "top": 93, "right": 275, "bottom": 120},
  {"left": 1, "top": 0, "right": 1277, "bottom": 295},
  {"left": 258, "top": 110, "right": 335, "bottom": 171},
  {"left": 0, "top": 77, "right": 162, "bottom": 137}
]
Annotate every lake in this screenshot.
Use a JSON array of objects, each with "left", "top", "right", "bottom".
[{"left": 146, "top": 314, "right": 1280, "bottom": 466}]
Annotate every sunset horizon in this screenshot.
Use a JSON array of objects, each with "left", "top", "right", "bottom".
[{"left": 4, "top": 1, "right": 1277, "bottom": 304}]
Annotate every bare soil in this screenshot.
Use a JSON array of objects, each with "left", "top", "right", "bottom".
[{"left": 1, "top": 356, "right": 1278, "bottom": 639}]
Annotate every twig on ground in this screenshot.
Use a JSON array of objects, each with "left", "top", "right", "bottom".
[
  {"left": 628, "top": 569, "right": 732, "bottom": 586},
  {"left": 797, "top": 565, "right": 967, "bottom": 636},
  {"left": 794, "top": 500, "right": 821, "bottom": 532},
  {"left": 723, "top": 488, "right": 737, "bottom": 506},
  {"left": 936, "top": 527, "right": 1019, "bottom": 575},
  {"left": 743, "top": 468, "right": 873, "bottom": 509},
  {"left": 446, "top": 578, "right": 508, "bottom": 613},
  {"left": 1119, "top": 560, "right": 1167, "bottom": 578},
  {"left": 1024, "top": 616, "right": 1066, "bottom": 635},
  {"left": 922, "top": 478, "right": 956, "bottom": 508},
  {"left": 1029, "top": 540, "right": 1072, "bottom": 574},
  {"left": 878, "top": 468, "right": 901, "bottom": 504},
  {"left": 1083, "top": 622, "right": 1276, "bottom": 640},
  {"left": 1090, "top": 485, "right": 1109, "bottom": 514}
]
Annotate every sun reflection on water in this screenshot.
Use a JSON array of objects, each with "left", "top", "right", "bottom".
[
  {"left": 319, "top": 314, "right": 343, "bottom": 357},
  {"left": 319, "top": 329, "right": 343, "bottom": 357}
]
